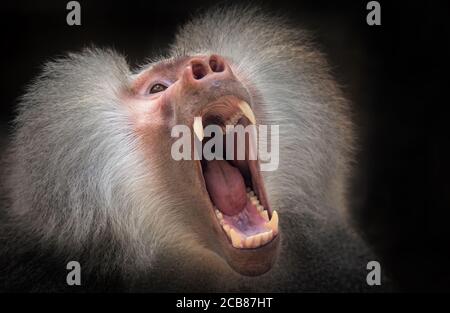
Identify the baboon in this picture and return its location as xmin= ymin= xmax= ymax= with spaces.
xmin=0 ymin=6 xmax=379 ymax=292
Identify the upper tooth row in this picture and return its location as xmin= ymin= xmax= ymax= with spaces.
xmin=193 ymin=101 xmax=256 ymax=141
xmin=222 ymin=112 xmax=243 ymax=134
xmin=225 ymin=112 xmax=242 ymax=127
xmin=221 ymin=223 xmax=275 ymax=249
xmin=235 ymin=229 xmax=274 ymax=249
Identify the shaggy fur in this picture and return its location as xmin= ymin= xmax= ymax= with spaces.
xmin=0 ymin=6 xmax=379 ymax=292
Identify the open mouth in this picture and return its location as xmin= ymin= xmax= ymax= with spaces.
xmin=193 ymin=96 xmax=279 ymax=251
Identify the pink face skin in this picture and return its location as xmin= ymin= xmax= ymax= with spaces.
xmin=121 ymin=55 xmax=280 ymax=276
xmin=126 ymin=56 xmax=191 ymax=129
xmin=127 ymin=55 xmax=252 ymax=129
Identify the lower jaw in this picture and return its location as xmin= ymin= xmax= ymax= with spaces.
xmin=214 ymin=187 xmax=279 ymax=249
xmin=202 ymin=169 xmax=281 ymax=276
xmin=215 ymin=220 xmax=281 ymax=276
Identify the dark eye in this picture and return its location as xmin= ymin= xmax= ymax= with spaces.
xmin=148 ymin=83 xmax=168 ymax=94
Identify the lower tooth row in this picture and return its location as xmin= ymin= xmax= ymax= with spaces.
xmin=217 ymin=211 xmax=279 ymax=249
xmin=215 ymin=190 xmax=270 ymax=222
xmin=226 ymin=228 xmax=274 ymax=249
xmin=214 ymin=189 xmax=279 ymax=249
xmin=260 ymin=210 xmax=269 ymax=221
xmin=243 ymin=230 xmax=274 ymax=248
xmin=246 ymin=190 xmax=268 ymax=221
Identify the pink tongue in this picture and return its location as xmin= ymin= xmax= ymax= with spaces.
xmin=204 ymin=160 xmax=247 ymax=216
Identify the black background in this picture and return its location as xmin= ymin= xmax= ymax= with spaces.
xmin=0 ymin=0 xmax=449 ymax=292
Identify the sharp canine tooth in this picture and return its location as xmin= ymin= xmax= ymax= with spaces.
xmin=238 ymin=101 xmax=256 ymax=124
xmin=266 ymin=210 xmax=279 ymax=235
xmin=229 ymin=228 xmax=242 ymax=248
xmin=193 ymin=116 xmax=204 ymax=141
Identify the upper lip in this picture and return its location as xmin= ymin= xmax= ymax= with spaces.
xmin=192 ymin=97 xmax=256 ymax=141
xmin=186 ymin=79 xmax=253 ymax=118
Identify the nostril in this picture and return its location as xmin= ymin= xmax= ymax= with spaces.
xmin=209 ymin=55 xmax=225 ymax=73
xmin=191 ymin=62 xmax=208 ymax=80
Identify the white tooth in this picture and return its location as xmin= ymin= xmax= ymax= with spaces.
xmin=193 ymin=116 xmax=204 ymax=141
xmin=245 ymin=236 xmax=253 ymax=248
xmin=266 ymin=210 xmax=279 ymax=235
xmin=260 ymin=210 xmax=269 ymax=221
xmin=261 ymin=230 xmax=273 ymax=245
xmin=252 ymin=234 xmax=262 ymax=248
xmin=257 ymin=204 xmax=264 ymax=212
xmin=260 ymin=232 xmax=268 ymax=244
xmin=223 ymin=224 xmax=231 ymax=236
xmin=261 ymin=233 xmax=268 ymax=246
xmin=238 ymin=101 xmax=256 ymax=124
xmin=229 ymin=228 xmax=242 ymax=248
xmin=251 ymin=197 xmax=259 ymax=206
xmin=216 ymin=211 xmax=223 ymax=220
xmin=248 ymin=191 xmax=255 ymax=197
xmin=267 ymin=230 xmax=274 ymax=241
